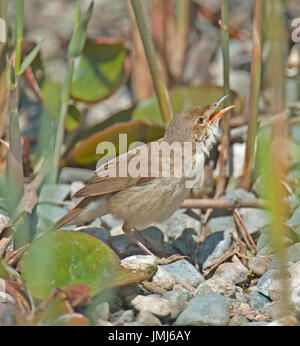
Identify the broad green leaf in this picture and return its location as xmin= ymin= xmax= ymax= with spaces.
xmin=20 ymin=231 xmax=146 ymax=299
xmin=71 ymin=39 xmax=127 ymax=103
xmin=41 ymin=81 xmax=80 ymax=131
xmin=68 ymin=2 xmax=94 ymax=58
xmin=132 ymin=85 xmax=242 ymax=125
xmin=19 ymin=41 xmax=43 ymax=75
xmin=63 ymin=120 xmax=165 ymax=166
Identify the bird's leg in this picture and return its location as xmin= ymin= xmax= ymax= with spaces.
xmin=122 ymin=223 xmax=155 ymax=256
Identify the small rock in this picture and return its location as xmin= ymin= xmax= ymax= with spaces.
xmin=248 ymin=291 xmax=271 ymax=310
xmin=197 ymin=231 xmax=232 ymax=269
xmin=121 ymin=255 xmax=159 ymax=272
xmin=110 ymin=234 xmax=145 ymax=258
xmin=154 ymin=211 xmax=201 ymax=241
xmin=163 ymin=289 xmax=190 ymax=319
xmin=100 ymin=214 xmax=122 ymax=229
xmin=0 ymin=302 xmax=16 ymax=326
xmin=238 ymin=209 xmax=272 ymax=234
xmin=89 ymin=302 xmax=110 ymax=323
xmin=172 ymin=229 xmax=198 ymax=258
xmin=59 ymin=167 xmax=93 ymax=184
xmin=96 ymin=319 xmax=115 ymax=326
xmin=152 ymin=266 xmax=176 ymax=291
xmin=268 ymin=279 xmax=284 ymax=301
xmin=256 ymin=270 xmax=280 ymax=298
xmin=288 ymin=261 xmax=300 ymax=278
xmin=248 ymin=256 xmax=270 ymax=276
xmin=131 ymin=295 xmax=171 ymax=317
xmin=175 ymin=292 xmax=230 ymax=326
xmin=229 ymin=314 xmax=249 ymax=326
xmin=263 ymin=301 xmax=282 ymax=320
xmin=290 ymin=284 xmax=300 ymax=313
xmin=110 ymin=309 xmax=135 ymax=325
xmin=172 ymin=284 xmax=194 ymax=300
xmin=206 ymin=216 xmax=236 ymax=234
xmin=162 ymin=259 xmax=205 ymax=288
xmin=136 ymin=311 xmax=162 ymax=326
xmin=213 ymin=262 xmax=249 ymax=285
xmin=195 ymin=277 xmax=237 ymax=299
xmin=79 ymin=227 xmax=111 ymax=245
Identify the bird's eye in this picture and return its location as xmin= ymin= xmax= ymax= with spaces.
xmin=198 ymin=117 xmax=205 ymax=125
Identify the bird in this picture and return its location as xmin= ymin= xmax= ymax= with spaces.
xmin=54 ymin=96 xmax=235 ymax=256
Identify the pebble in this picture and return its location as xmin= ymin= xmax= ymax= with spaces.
xmin=268 ymin=315 xmax=299 ymax=326
xmin=162 ymin=259 xmax=205 ymax=288
xmin=136 ymin=311 xmax=162 ymax=326
xmin=163 ymin=289 xmax=190 ymax=319
xmin=197 ymin=231 xmax=232 ymax=269
xmin=288 ymin=261 xmax=300 ymax=278
xmin=175 ymin=292 xmax=230 ymax=326
xmin=110 ymin=309 xmax=135 ymax=325
xmin=290 ymin=284 xmax=300 ymax=313
xmin=131 ymin=295 xmax=171 ymax=317
xmin=229 ymin=314 xmax=249 ymax=326
xmin=120 ymin=255 xmax=159 ymax=272
xmin=152 ymin=266 xmax=176 ymax=291
xmin=195 ymin=277 xmax=238 ymax=299
xmin=248 ymin=255 xmax=270 ymax=276
xmin=154 ymin=211 xmax=201 ymax=241
xmin=256 ymin=270 xmax=280 ymax=298
xmin=241 ymin=321 xmax=270 ymax=326
xmin=206 ymin=216 xmax=236 ymax=234
xmin=248 ymin=291 xmax=271 ymax=310
xmin=90 ymin=302 xmax=110 ymax=323
xmin=269 ymin=243 xmax=300 ymax=269
xmin=58 ymin=167 xmax=93 ymax=184
xmin=213 ymin=262 xmax=249 ymax=285
xmin=172 ymin=229 xmax=198 ymax=258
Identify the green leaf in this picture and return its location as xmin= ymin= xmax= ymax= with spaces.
xmin=132 ymin=85 xmax=242 ymax=125
xmin=20 ymin=231 xmax=146 ymax=299
xmin=71 ymin=38 xmax=127 ymax=103
xmin=41 ymin=81 xmax=80 ymax=131
xmin=68 ymin=2 xmax=94 ymax=58
xmin=64 ymin=120 xmax=165 ymax=166
xmin=19 ymin=41 xmax=43 ymax=75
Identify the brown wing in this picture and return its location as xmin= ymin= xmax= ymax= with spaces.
xmin=74 ymin=143 xmax=157 ymax=198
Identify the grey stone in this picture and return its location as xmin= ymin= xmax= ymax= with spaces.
xmin=229 ymin=314 xmax=249 ymax=326
xmin=121 ymin=255 xmax=159 ymax=272
xmin=290 ymin=284 xmax=300 ymax=313
xmin=162 ymin=259 xmax=205 ymax=288
xmin=110 ymin=309 xmax=135 ymax=325
xmin=152 ymin=266 xmax=176 ymax=291
xmin=58 ymin=167 xmax=93 ymax=184
xmin=262 ymin=302 xmax=282 ymax=320
xmin=197 ymin=231 xmax=232 ymax=269
xmin=286 ymin=205 xmax=300 ymax=229
xmin=0 ymin=302 xmax=16 ymax=326
xmin=248 ymin=256 xmax=271 ymax=276
xmin=131 ymin=295 xmax=171 ymax=317
xmin=91 ymin=302 xmax=110 ymax=322
xmin=206 ymin=216 xmax=236 ymax=234
xmin=223 ymin=189 xmax=255 ymax=200
xmin=153 ymin=211 xmax=201 ymax=241
xmin=238 ymin=208 xmax=272 ymax=234
xmin=248 ymin=291 xmax=271 ymax=310
xmin=196 ymin=277 xmax=238 ymax=299
xmin=79 ymin=227 xmax=111 ymax=245
xmin=288 ymin=261 xmax=300 ymax=278
xmin=256 ymin=270 xmax=280 ymax=298
xmin=163 ymin=289 xmax=190 ymax=319
xmin=136 ymin=311 xmax=162 ymax=326
xmin=213 ymin=262 xmax=249 ymax=285
xmin=175 ymin=292 xmax=230 ymax=326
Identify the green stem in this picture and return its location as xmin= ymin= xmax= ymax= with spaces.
xmin=130 ymin=0 xmax=173 ymax=124
xmin=215 ymin=0 xmax=231 ymax=197
xmin=50 ymin=57 xmax=74 ymax=183
xmin=15 ymin=0 xmax=24 ymax=75
xmin=241 ymin=0 xmax=262 ymax=190
xmin=74 ymin=0 xmax=81 ymax=30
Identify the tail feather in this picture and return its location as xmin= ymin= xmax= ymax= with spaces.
xmin=54 ymin=196 xmax=109 ymax=229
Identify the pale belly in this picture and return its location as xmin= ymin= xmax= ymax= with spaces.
xmin=107 ymin=177 xmax=190 ymax=229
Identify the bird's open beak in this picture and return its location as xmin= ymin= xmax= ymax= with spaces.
xmin=209 ymin=95 xmax=236 ymax=122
